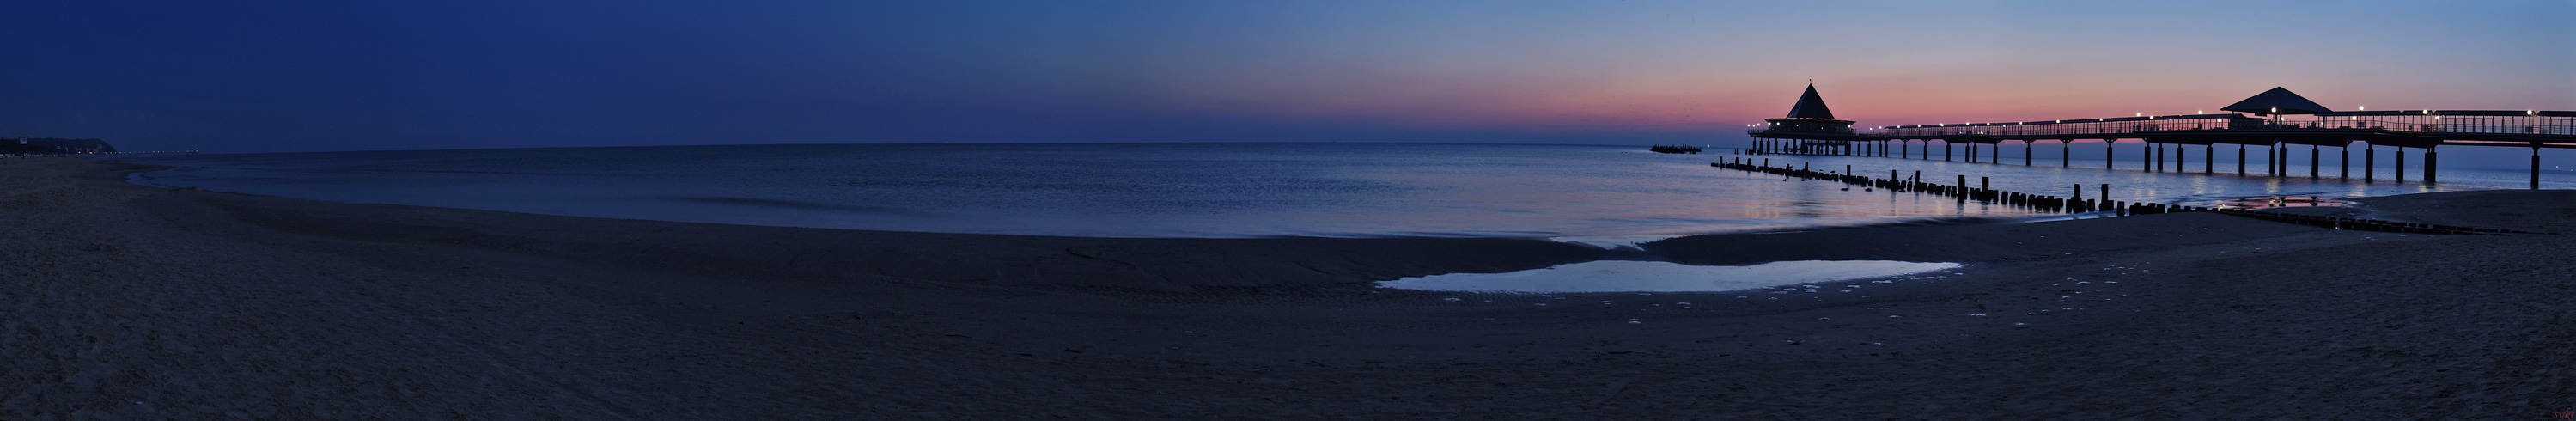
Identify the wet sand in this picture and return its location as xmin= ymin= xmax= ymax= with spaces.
xmin=4 ymin=157 xmax=2571 ymax=419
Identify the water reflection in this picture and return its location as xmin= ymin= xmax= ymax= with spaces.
xmin=112 ymin=143 xmax=2561 ymax=239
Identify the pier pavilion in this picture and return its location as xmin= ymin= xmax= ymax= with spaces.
xmin=1748 ymin=84 xmax=1870 ymax=156
xmin=1745 ymin=86 xmax=2576 ymax=188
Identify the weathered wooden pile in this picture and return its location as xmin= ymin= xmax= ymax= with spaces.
xmin=1708 ymin=157 xmax=2531 ymax=235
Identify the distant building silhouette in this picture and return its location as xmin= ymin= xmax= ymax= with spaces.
xmin=1759 ymin=84 xmax=1855 ymax=136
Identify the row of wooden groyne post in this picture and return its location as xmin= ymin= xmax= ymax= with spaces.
xmin=1709 ymin=157 xmax=2529 ymax=235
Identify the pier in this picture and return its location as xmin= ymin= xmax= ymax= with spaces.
xmin=1745 ymin=86 xmax=2576 ymax=189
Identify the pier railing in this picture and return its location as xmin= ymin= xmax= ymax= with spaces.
xmin=1851 ymin=111 xmax=2576 ymax=139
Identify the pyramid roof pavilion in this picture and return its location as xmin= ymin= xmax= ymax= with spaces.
xmin=2221 ymin=87 xmax=2333 ymax=115
xmin=1783 ymin=84 xmax=1836 ymax=119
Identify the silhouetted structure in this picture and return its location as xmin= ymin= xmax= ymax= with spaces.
xmin=1742 ymin=86 xmax=2576 ymax=188
xmin=1747 ymin=84 xmax=1868 ymax=156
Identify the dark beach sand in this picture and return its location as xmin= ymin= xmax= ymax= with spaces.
xmin=4 ymin=157 xmax=2571 ymax=419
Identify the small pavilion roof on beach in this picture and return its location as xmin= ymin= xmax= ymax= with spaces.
xmin=1783 ymin=84 xmax=1837 ymax=119
xmin=2221 ymin=87 xmax=2333 ymax=115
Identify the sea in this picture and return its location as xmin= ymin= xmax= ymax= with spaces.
xmin=106 ymin=143 xmax=2569 ymax=241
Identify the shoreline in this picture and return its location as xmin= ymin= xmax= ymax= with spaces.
xmin=7 ymin=156 xmax=2572 ymax=418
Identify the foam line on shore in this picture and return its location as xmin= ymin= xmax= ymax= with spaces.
xmin=1375 ymin=260 xmax=1962 ymax=293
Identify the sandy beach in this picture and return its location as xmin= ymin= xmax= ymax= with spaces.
xmin=4 ymin=156 xmax=2571 ymax=419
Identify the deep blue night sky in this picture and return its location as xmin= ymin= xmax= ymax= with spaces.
xmin=3 ymin=1 xmax=2568 ymax=154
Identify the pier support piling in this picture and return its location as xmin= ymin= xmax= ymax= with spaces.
xmin=2204 ymin=144 xmax=2214 ymax=174
xmin=2310 ymin=146 xmax=2319 ymax=179
xmin=2426 ymin=147 xmax=2437 ymax=184
xmin=2534 ymin=146 xmax=2543 ymax=189
xmin=2268 ymin=144 xmax=2280 ymax=177
xmin=2341 ymin=144 xmax=2349 ymax=180
xmin=2364 ymin=147 xmax=2375 ymax=182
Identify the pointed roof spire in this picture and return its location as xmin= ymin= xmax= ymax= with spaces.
xmin=2220 ymin=87 xmax=2331 ymax=115
xmin=1785 ymin=84 xmax=1836 ymax=119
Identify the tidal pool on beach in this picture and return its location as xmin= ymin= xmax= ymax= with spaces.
xmin=1374 ymin=260 xmax=1964 ymax=293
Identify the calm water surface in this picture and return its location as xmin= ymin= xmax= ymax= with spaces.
xmin=109 ymin=143 xmax=2553 ymax=238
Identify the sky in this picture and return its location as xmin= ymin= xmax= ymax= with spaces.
xmin=2 ymin=0 xmax=2569 ymax=154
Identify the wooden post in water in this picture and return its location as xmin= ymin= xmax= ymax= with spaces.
xmin=2425 ymin=146 xmax=2437 ymax=184
xmin=2238 ymin=144 xmax=2247 ymax=174
xmin=2105 ymin=139 xmax=2116 ymax=169
xmin=2363 ymin=146 xmax=2375 ymax=181
xmin=2263 ymin=143 xmax=2275 ymax=176
xmin=2205 ymin=144 xmax=2214 ymax=174
xmin=2061 ymin=140 xmax=2070 ymax=168
xmin=2342 ymin=144 xmax=2350 ymax=180
xmin=2533 ymin=145 xmax=2543 ymax=189
xmin=2099 ymin=184 xmax=2109 ymax=205
xmin=1944 ymin=141 xmax=1952 ymax=162
xmin=2152 ymin=143 xmax=2163 ymax=172
xmin=2025 ymin=141 xmax=2032 ymax=166
xmin=2142 ymin=143 xmax=2152 ymax=171
xmin=1956 ymin=174 xmax=1967 ymax=203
